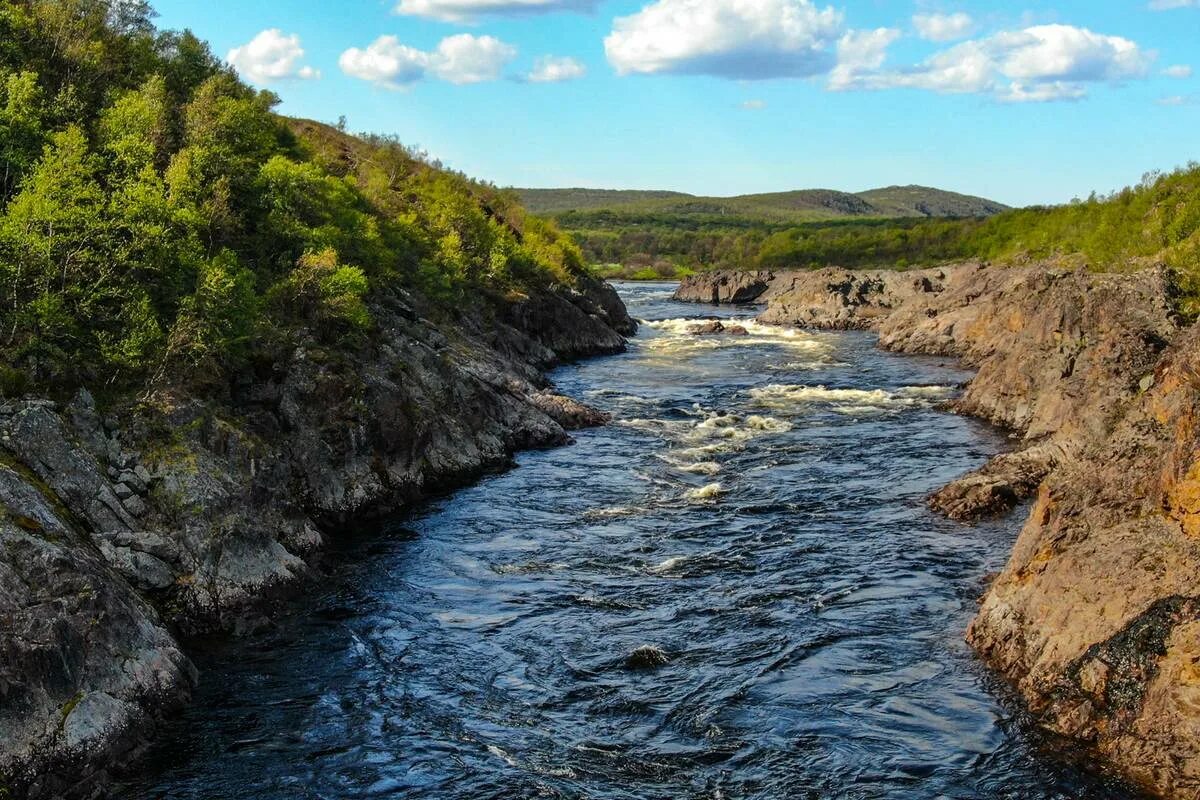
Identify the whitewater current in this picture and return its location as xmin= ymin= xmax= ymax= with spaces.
xmin=122 ymin=282 xmax=1145 ymax=799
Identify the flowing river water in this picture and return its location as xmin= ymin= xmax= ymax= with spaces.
xmin=123 ymin=282 xmax=1145 ymax=799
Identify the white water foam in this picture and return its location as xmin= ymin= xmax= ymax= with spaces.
xmin=748 ymin=384 xmax=955 ymax=415
xmin=686 ymin=483 xmax=725 ymax=502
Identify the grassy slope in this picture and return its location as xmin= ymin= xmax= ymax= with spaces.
xmin=516 ymin=185 xmax=1009 ymax=221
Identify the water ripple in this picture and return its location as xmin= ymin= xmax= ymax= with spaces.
xmin=121 ymin=282 xmax=1147 ymax=800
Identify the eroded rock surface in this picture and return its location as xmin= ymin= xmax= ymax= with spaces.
xmin=678 ymin=264 xmax=1200 ymax=797
xmin=678 ymin=264 xmax=1180 ymax=518
xmin=967 ymin=321 xmax=1200 ymax=799
xmin=0 ymin=276 xmax=633 ymax=799
xmin=673 ymin=270 xmax=775 ymax=305
xmin=879 ymin=264 xmax=1178 ymax=518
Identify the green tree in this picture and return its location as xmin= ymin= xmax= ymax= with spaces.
xmin=0 ymin=70 xmax=47 ymax=200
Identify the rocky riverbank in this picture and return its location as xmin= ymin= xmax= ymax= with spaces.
xmin=676 ymin=264 xmax=1179 ymax=518
xmin=0 ymin=277 xmax=634 ymax=799
xmin=676 ymin=264 xmax=1200 ymax=798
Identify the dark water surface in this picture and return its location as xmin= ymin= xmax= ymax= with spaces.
xmin=124 ymin=282 xmax=1143 ymax=799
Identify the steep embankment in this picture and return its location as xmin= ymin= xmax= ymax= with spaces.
xmin=676 ymin=265 xmax=1200 ymax=798
xmin=0 ymin=278 xmax=633 ymax=799
xmin=968 ymin=321 xmax=1200 ymax=798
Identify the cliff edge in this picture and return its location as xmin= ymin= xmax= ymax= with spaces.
xmin=677 ymin=265 xmax=1200 ymax=798
xmin=0 ymin=277 xmax=633 ymax=799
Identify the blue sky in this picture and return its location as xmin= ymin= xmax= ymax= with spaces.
xmin=148 ymin=0 xmax=1199 ymax=207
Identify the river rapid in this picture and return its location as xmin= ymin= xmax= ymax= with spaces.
xmin=123 ymin=282 xmax=1144 ymax=800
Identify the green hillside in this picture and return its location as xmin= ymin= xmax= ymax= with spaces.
xmin=581 ymin=163 xmax=1200 ymax=316
xmin=515 ymin=184 xmax=1008 ymax=221
xmin=0 ymin=0 xmax=590 ymax=396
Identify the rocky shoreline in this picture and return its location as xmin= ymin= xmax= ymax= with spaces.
xmin=0 ymin=277 xmax=634 ymax=799
xmin=675 ymin=264 xmax=1198 ymax=798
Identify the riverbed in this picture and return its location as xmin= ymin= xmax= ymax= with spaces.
xmin=122 ymin=282 xmax=1143 ymax=799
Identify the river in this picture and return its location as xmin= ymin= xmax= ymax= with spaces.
xmin=122 ymin=282 xmax=1143 ymax=799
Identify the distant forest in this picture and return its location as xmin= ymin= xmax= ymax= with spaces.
xmin=541 ymin=168 xmax=1200 ymax=307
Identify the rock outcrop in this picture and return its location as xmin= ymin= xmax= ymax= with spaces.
xmin=0 ymin=276 xmax=634 ymax=799
xmin=967 ymin=321 xmax=1200 ymax=799
xmin=678 ymin=264 xmax=1180 ymax=518
xmin=757 ymin=266 xmax=951 ymax=329
xmin=673 ymin=270 xmax=775 ymax=305
xmin=878 ymin=264 xmax=1178 ymax=519
xmin=678 ymin=264 xmax=1200 ymax=797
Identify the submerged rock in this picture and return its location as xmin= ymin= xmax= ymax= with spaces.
xmin=626 ymin=645 xmax=671 ymax=670
xmin=687 ymin=321 xmax=749 ymax=336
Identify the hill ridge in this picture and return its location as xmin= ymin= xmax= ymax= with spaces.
xmin=514 ymin=184 xmax=1009 ymax=220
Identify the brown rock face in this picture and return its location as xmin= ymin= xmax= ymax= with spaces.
xmin=674 ymin=271 xmax=775 ymax=304
xmin=678 ymin=263 xmax=1200 ymax=796
xmin=758 ymin=267 xmax=950 ymax=329
xmin=878 ymin=264 xmax=1178 ymax=519
xmin=678 ymin=264 xmax=1180 ymax=519
xmin=967 ymin=321 xmax=1200 ymax=799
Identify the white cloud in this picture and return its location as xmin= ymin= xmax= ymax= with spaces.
xmin=1149 ymin=0 xmax=1199 ymax=9
xmin=604 ymin=0 xmax=844 ymax=80
xmin=998 ymin=81 xmax=1086 ymax=103
xmin=913 ymin=12 xmax=975 ymax=42
xmin=994 ymin=26 xmax=1148 ymax=83
xmin=340 ymin=34 xmax=517 ymax=88
xmin=433 ymin=34 xmax=518 ymax=83
xmin=394 ymin=0 xmax=597 ymax=22
xmin=1164 ymin=64 xmax=1193 ymax=78
xmin=829 ymin=27 xmax=901 ymax=90
xmin=339 ymin=36 xmax=431 ymax=88
xmin=525 ymin=55 xmax=587 ymax=82
xmin=832 ymin=24 xmax=1152 ymax=102
xmin=741 ymin=99 xmax=767 ymax=109
xmin=227 ymin=29 xmax=320 ymax=83
xmin=1158 ymin=93 xmax=1198 ymax=105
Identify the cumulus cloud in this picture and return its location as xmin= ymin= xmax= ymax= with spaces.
xmin=339 ymin=34 xmax=517 ymax=88
xmin=227 ymin=29 xmax=320 ymax=83
xmin=394 ymin=0 xmax=597 ymax=22
xmin=339 ymin=37 xmax=430 ymax=88
xmin=1164 ymin=64 xmax=1193 ymax=78
xmin=604 ymin=0 xmax=844 ymax=80
xmin=1149 ymin=0 xmax=1199 ymax=9
xmin=525 ymin=55 xmax=587 ymax=82
xmin=829 ymin=27 xmax=901 ymax=90
xmin=434 ymin=34 xmax=519 ymax=83
xmin=832 ymin=24 xmax=1153 ymax=102
xmin=912 ymin=12 xmax=975 ymax=42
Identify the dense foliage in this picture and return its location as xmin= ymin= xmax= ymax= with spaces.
xmin=0 ymin=0 xmax=586 ymax=395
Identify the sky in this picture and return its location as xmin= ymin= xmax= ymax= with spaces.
xmin=148 ymin=0 xmax=1200 ymax=207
